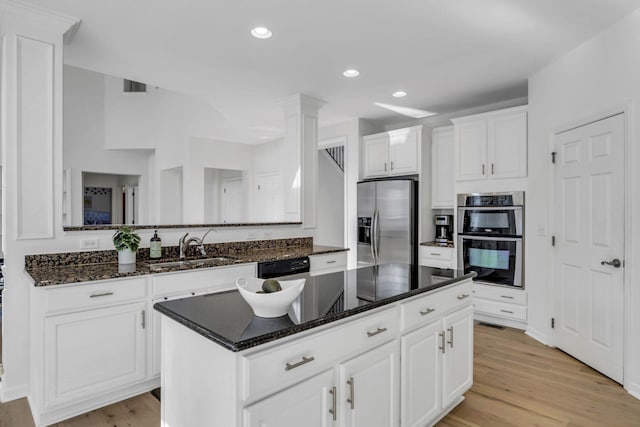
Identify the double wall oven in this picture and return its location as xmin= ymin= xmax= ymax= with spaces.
xmin=457 ymin=192 xmax=524 ymax=288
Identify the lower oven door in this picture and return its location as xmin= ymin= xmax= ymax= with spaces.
xmin=457 ymin=235 xmax=523 ymax=287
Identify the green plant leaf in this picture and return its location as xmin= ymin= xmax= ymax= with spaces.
xmin=112 ymin=226 xmax=141 ymax=252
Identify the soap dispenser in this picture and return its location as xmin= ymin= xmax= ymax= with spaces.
xmin=150 ymin=230 xmax=162 ymax=259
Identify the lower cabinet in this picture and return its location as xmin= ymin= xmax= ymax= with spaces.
xmin=43 ymin=302 xmax=147 ymax=409
xmin=401 ymin=305 xmax=474 ymax=427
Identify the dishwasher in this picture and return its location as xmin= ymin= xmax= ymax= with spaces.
xmin=256 ymin=256 xmax=310 ymax=279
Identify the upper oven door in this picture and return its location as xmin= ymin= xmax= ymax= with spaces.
xmin=457 ymin=235 xmax=523 ymax=287
xmin=458 ymin=206 xmax=523 ymax=236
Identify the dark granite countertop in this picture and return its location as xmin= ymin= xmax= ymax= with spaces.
xmin=27 ymin=245 xmax=348 ymax=287
xmin=420 ymin=241 xmax=455 ymax=248
xmin=154 ymin=264 xmax=475 ymax=352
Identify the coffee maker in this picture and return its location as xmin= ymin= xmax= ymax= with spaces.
xmin=434 ymin=215 xmax=453 ymax=245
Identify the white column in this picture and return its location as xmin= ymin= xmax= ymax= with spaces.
xmin=0 ymin=0 xmax=79 ymax=401
xmin=279 ymin=94 xmax=325 ymax=227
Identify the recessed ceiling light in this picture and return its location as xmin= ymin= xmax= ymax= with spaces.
xmin=343 ymin=69 xmax=360 ymax=78
xmin=251 ymin=27 xmax=272 ymax=39
xmin=392 ymin=91 xmax=407 ymax=98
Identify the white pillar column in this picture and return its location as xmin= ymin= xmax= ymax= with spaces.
xmin=279 ymin=94 xmax=325 ymax=227
xmin=0 ymin=0 xmax=79 ymax=401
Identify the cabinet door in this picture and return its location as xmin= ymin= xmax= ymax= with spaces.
xmin=442 ymin=305 xmax=474 ymax=408
xmin=389 ymin=128 xmax=419 ymax=175
xmin=431 ymin=127 xmax=454 ymax=208
xmin=362 ymin=134 xmax=390 ymax=178
xmin=488 ymin=110 xmax=527 ymax=179
xmin=44 ymin=302 xmax=146 ymax=409
xmin=244 ymin=369 xmax=335 ymax=427
xmin=340 ymin=340 xmax=400 ymax=427
xmin=401 ymin=321 xmax=442 ymax=427
xmin=455 ymin=120 xmax=487 ymax=181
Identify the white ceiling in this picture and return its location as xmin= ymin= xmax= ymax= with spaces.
xmin=27 ymin=0 xmax=640 ymax=142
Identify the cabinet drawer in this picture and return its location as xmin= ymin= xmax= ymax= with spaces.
xmin=241 ymin=307 xmax=398 ymax=402
xmin=472 ymin=283 xmax=526 ymax=305
xmin=309 ymin=252 xmax=347 ymax=275
xmin=42 ymin=277 xmax=147 ymax=314
xmin=152 ymin=263 xmax=256 ymax=297
xmin=473 ymin=298 xmax=527 ymax=321
xmin=421 ymin=246 xmax=453 ymax=261
xmin=400 ymin=280 xmax=472 ymax=332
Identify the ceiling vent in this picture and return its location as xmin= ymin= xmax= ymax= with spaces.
xmin=123 ymin=79 xmax=146 ymax=93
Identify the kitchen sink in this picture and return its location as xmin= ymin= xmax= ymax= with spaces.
xmin=147 ymin=256 xmax=236 ymax=271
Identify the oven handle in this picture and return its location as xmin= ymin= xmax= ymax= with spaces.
xmin=458 ymin=234 xmax=522 ymax=242
xmin=457 ymin=206 xmax=523 ymax=211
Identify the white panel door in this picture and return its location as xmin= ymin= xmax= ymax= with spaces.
xmin=553 ymin=113 xmax=624 ymax=383
xmin=362 ymin=134 xmax=390 ymax=178
xmin=340 ymin=340 xmax=400 ymax=427
xmin=255 ymin=172 xmax=284 ymax=222
xmin=221 ymin=177 xmax=243 ymax=223
xmin=401 ymin=321 xmax=442 ymax=427
xmin=244 ymin=370 xmax=334 ymax=427
xmin=442 ymin=306 xmax=474 ymax=407
xmin=455 ymin=120 xmax=487 ymax=181
xmin=389 ymin=128 xmax=418 ymax=175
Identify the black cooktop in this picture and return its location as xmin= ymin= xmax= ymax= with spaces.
xmin=154 ymin=264 xmax=474 ymax=352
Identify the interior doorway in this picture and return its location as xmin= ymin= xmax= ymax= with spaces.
xmin=317 ymin=138 xmax=346 ymax=247
xmin=551 ymin=113 xmax=625 ymax=383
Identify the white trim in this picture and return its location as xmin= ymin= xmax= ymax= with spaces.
xmin=318 ymin=135 xmax=347 ymax=149
xmin=626 ymin=383 xmax=640 ymax=401
xmin=0 ymin=0 xmax=81 ymax=43
xmin=525 ymin=326 xmax=551 ymax=347
xmin=547 ymin=102 xmax=633 ymax=391
xmin=0 ymin=381 xmax=29 ymax=403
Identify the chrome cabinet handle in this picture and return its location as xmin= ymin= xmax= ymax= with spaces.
xmin=447 ymin=326 xmax=454 ymax=348
xmin=384 ymin=162 xmax=388 ymax=172
xmin=90 ymin=291 xmax=114 ymax=298
xmin=285 ymin=356 xmax=315 ymax=371
xmin=601 ymin=258 xmax=621 ymax=268
xmin=457 ymin=294 xmax=470 ymax=300
xmin=500 ymin=309 xmax=514 ymax=314
xmin=326 ymin=260 xmax=337 ymax=264
xmin=329 ymin=387 xmax=337 ymax=420
xmin=420 ymin=308 xmax=436 ymax=316
xmin=500 ymin=295 xmax=514 ymax=299
xmin=347 ymin=377 xmax=355 ymax=409
xmin=141 ymin=310 xmax=146 ymax=329
xmin=366 ymin=327 xmax=387 ymax=337
xmin=491 ymin=163 xmax=495 ymax=174
xmin=390 ymin=161 xmax=394 ymax=170
xmin=482 ymin=164 xmax=485 ymax=175
xmin=429 ymin=253 xmax=440 ymax=256
xmin=438 ymin=331 xmax=446 ymax=354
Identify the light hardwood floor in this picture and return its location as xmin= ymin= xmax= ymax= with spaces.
xmin=1 ymin=324 xmax=639 ymax=427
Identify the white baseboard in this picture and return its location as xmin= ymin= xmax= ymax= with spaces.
xmin=474 ymin=312 xmax=527 ymax=330
xmin=0 ymin=381 xmax=28 ymax=403
xmin=625 ymin=382 xmax=640 ymax=401
xmin=525 ymin=326 xmax=551 ymax=347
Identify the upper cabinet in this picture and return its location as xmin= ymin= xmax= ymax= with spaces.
xmin=452 ymin=106 xmax=527 ymax=181
xmin=361 ymin=126 xmax=422 ymax=179
xmin=431 ymin=126 xmax=454 ymax=208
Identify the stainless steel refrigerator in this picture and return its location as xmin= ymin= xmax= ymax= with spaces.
xmin=357 ymin=177 xmax=418 ymax=266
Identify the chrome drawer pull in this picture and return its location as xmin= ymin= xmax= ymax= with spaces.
xmin=366 ymin=327 xmax=387 ymax=337
xmin=420 ymin=308 xmax=436 ymax=316
xmin=329 ymin=387 xmax=337 ymax=420
xmin=285 ymin=356 xmax=315 ymax=371
xmin=90 ymin=292 xmax=114 ymax=298
xmin=429 ymin=253 xmax=441 ymax=256
xmin=347 ymin=377 xmax=355 ymax=409
xmin=457 ymin=294 xmax=470 ymax=300
xmin=438 ymin=331 xmax=446 ymax=354
xmin=326 ymin=260 xmax=337 ymax=264
xmin=500 ymin=309 xmax=514 ymax=314
xmin=500 ymin=295 xmax=514 ymax=299
xmin=447 ymin=326 xmax=454 ymax=348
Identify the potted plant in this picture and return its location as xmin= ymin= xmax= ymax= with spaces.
xmin=113 ymin=225 xmax=141 ymax=265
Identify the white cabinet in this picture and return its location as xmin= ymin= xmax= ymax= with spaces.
xmin=431 ymin=126 xmax=455 ymax=208
xmin=442 ymin=306 xmax=474 ymax=408
xmin=361 ymin=126 xmax=421 ymax=178
xmin=244 ymin=370 xmax=335 ymax=427
xmin=43 ymin=301 xmax=147 ymax=409
xmin=419 ymin=245 xmax=455 ymax=269
xmin=453 ymin=106 xmax=527 ymax=182
xmin=309 ymin=251 xmax=348 ymax=275
xmin=472 ymin=283 xmax=527 ymax=329
xmin=340 ymin=340 xmax=400 ymax=427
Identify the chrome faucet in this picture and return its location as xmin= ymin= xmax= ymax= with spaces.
xmin=178 ymin=229 xmax=215 ymax=259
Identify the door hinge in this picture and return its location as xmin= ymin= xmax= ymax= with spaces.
xmin=551 ymin=152 xmax=557 ymax=164
xmin=551 ymin=235 xmax=556 ymax=246
xmin=551 ymin=317 xmax=555 ymax=329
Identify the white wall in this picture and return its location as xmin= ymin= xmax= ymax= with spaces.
xmin=527 ymin=9 xmax=640 ymax=397
xmin=315 ymin=150 xmax=344 ymax=247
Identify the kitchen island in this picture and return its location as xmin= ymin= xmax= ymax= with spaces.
xmin=154 ymin=264 xmax=476 ymax=427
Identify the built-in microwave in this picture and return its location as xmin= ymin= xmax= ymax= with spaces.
xmin=457 ymin=192 xmax=524 ymax=288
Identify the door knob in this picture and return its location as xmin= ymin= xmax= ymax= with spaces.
xmin=601 ymin=258 xmax=622 ymax=268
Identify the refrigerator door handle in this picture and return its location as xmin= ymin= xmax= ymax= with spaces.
xmin=370 ymin=211 xmax=377 ymax=262
xmin=374 ymin=208 xmax=381 ymax=264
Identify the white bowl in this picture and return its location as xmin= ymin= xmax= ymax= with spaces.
xmin=236 ymin=277 xmax=306 ymax=318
